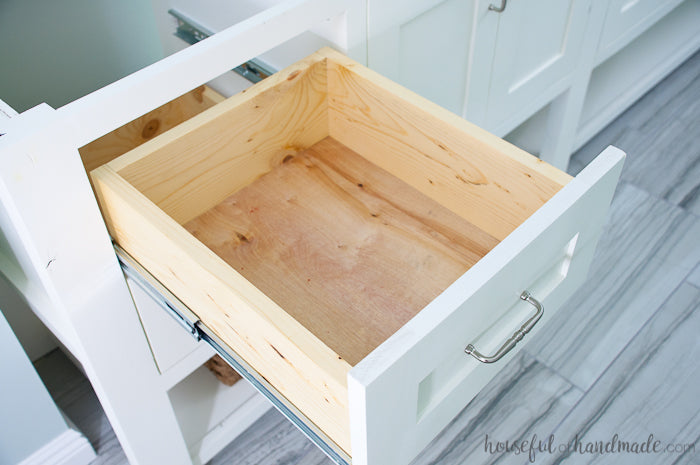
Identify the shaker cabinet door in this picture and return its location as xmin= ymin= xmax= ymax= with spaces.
xmin=367 ymin=0 xmax=591 ymax=136
xmin=367 ymin=0 xmax=488 ymax=116
xmin=485 ymin=0 xmax=590 ymax=134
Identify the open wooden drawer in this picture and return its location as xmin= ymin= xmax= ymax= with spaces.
xmin=90 ymin=48 xmax=624 ymax=465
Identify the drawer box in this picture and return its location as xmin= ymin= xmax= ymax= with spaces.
xmin=90 ymin=48 xmax=624 ymax=465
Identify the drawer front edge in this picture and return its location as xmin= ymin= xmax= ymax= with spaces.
xmin=348 ymin=146 xmax=625 ymax=465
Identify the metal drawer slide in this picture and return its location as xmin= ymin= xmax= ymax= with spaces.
xmin=115 ymin=245 xmax=351 ymax=465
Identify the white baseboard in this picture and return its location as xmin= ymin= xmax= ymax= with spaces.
xmin=18 ymin=429 xmax=96 ymax=465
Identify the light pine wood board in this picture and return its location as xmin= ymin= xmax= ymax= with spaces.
xmin=549 ymin=283 xmax=700 ymax=465
xmin=112 ymin=56 xmax=330 ymax=225
xmin=96 ymin=48 xmax=576 ymax=456
xmin=325 ymin=53 xmax=571 ymax=242
xmin=90 ymin=53 xmax=368 ymax=455
xmin=91 ymin=162 xmax=353 ymax=454
xmin=524 ymin=183 xmax=700 ymax=391
xmin=184 ymin=137 xmax=499 ymax=366
xmin=78 ymin=86 xmax=225 ymax=174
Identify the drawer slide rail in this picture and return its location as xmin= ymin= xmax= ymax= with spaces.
xmin=168 ymin=9 xmax=277 ymax=84
xmin=115 ymin=246 xmax=351 ymax=465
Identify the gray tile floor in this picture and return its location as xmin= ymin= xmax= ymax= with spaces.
xmin=35 ymin=50 xmax=700 ymax=465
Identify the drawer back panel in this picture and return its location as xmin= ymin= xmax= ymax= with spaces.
xmin=325 ymin=55 xmax=572 ymax=240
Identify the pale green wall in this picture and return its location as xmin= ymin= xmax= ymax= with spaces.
xmin=0 ymin=0 xmax=164 ymax=112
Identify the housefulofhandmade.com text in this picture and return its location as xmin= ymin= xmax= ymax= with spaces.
xmin=484 ymin=433 xmax=695 ymax=462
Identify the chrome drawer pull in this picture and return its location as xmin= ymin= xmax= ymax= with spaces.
xmin=488 ymin=0 xmax=507 ymax=13
xmin=465 ymin=291 xmax=543 ymax=364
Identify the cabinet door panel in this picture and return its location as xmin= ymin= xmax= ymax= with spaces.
xmin=368 ymin=0 xmax=480 ymax=115
xmin=486 ymin=0 xmax=590 ymax=134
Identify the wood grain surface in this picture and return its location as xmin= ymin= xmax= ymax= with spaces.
xmin=325 ymin=52 xmax=571 ymax=241
xmin=79 ymin=86 xmax=224 ymax=174
xmin=184 ymin=137 xmax=499 ymax=365
xmin=115 ymin=57 xmax=329 ymax=225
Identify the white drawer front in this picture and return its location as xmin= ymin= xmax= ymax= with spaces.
xmin=348 ymin=146 xmax=624 ymax=465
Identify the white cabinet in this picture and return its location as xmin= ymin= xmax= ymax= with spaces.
xmin=368 ymin=0 xmax=480 ymax=116
xmin=368 ymin=0 xmax=590 ymax=135
xmin=368 ymin=0 xmax=700 ymax=170
xmin=596 ymin=0 xmax=685 ymax=64
xmin=485 ymin=0 xmax=589 ymax=134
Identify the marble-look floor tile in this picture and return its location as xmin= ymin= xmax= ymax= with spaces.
xmin=616 ymin=77 xmax=700 ymax=215
xmin=525 ymin=183 xmax=700 ymax=391
xmin=410 ymin=352 xmax=582 ymax=465
xmin=688 ymin=263 xmax=700 ymax=289
xmin=545 ymin=283 xmax=700 ymax=465
xmin=208 ymin=408 xmax=330 ymax=465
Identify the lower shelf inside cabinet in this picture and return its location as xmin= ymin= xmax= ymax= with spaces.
xmin=576 ymin=0 xmax=700 ymax=147
xmin=168 ymin=365 xmax=270 ymax=464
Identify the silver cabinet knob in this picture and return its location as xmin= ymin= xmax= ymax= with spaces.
xmin=488 ymin=0 xmax=507 ymax=13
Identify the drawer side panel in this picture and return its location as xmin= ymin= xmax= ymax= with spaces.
xmin=91 ymin=164 xmax=353 ymax=454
